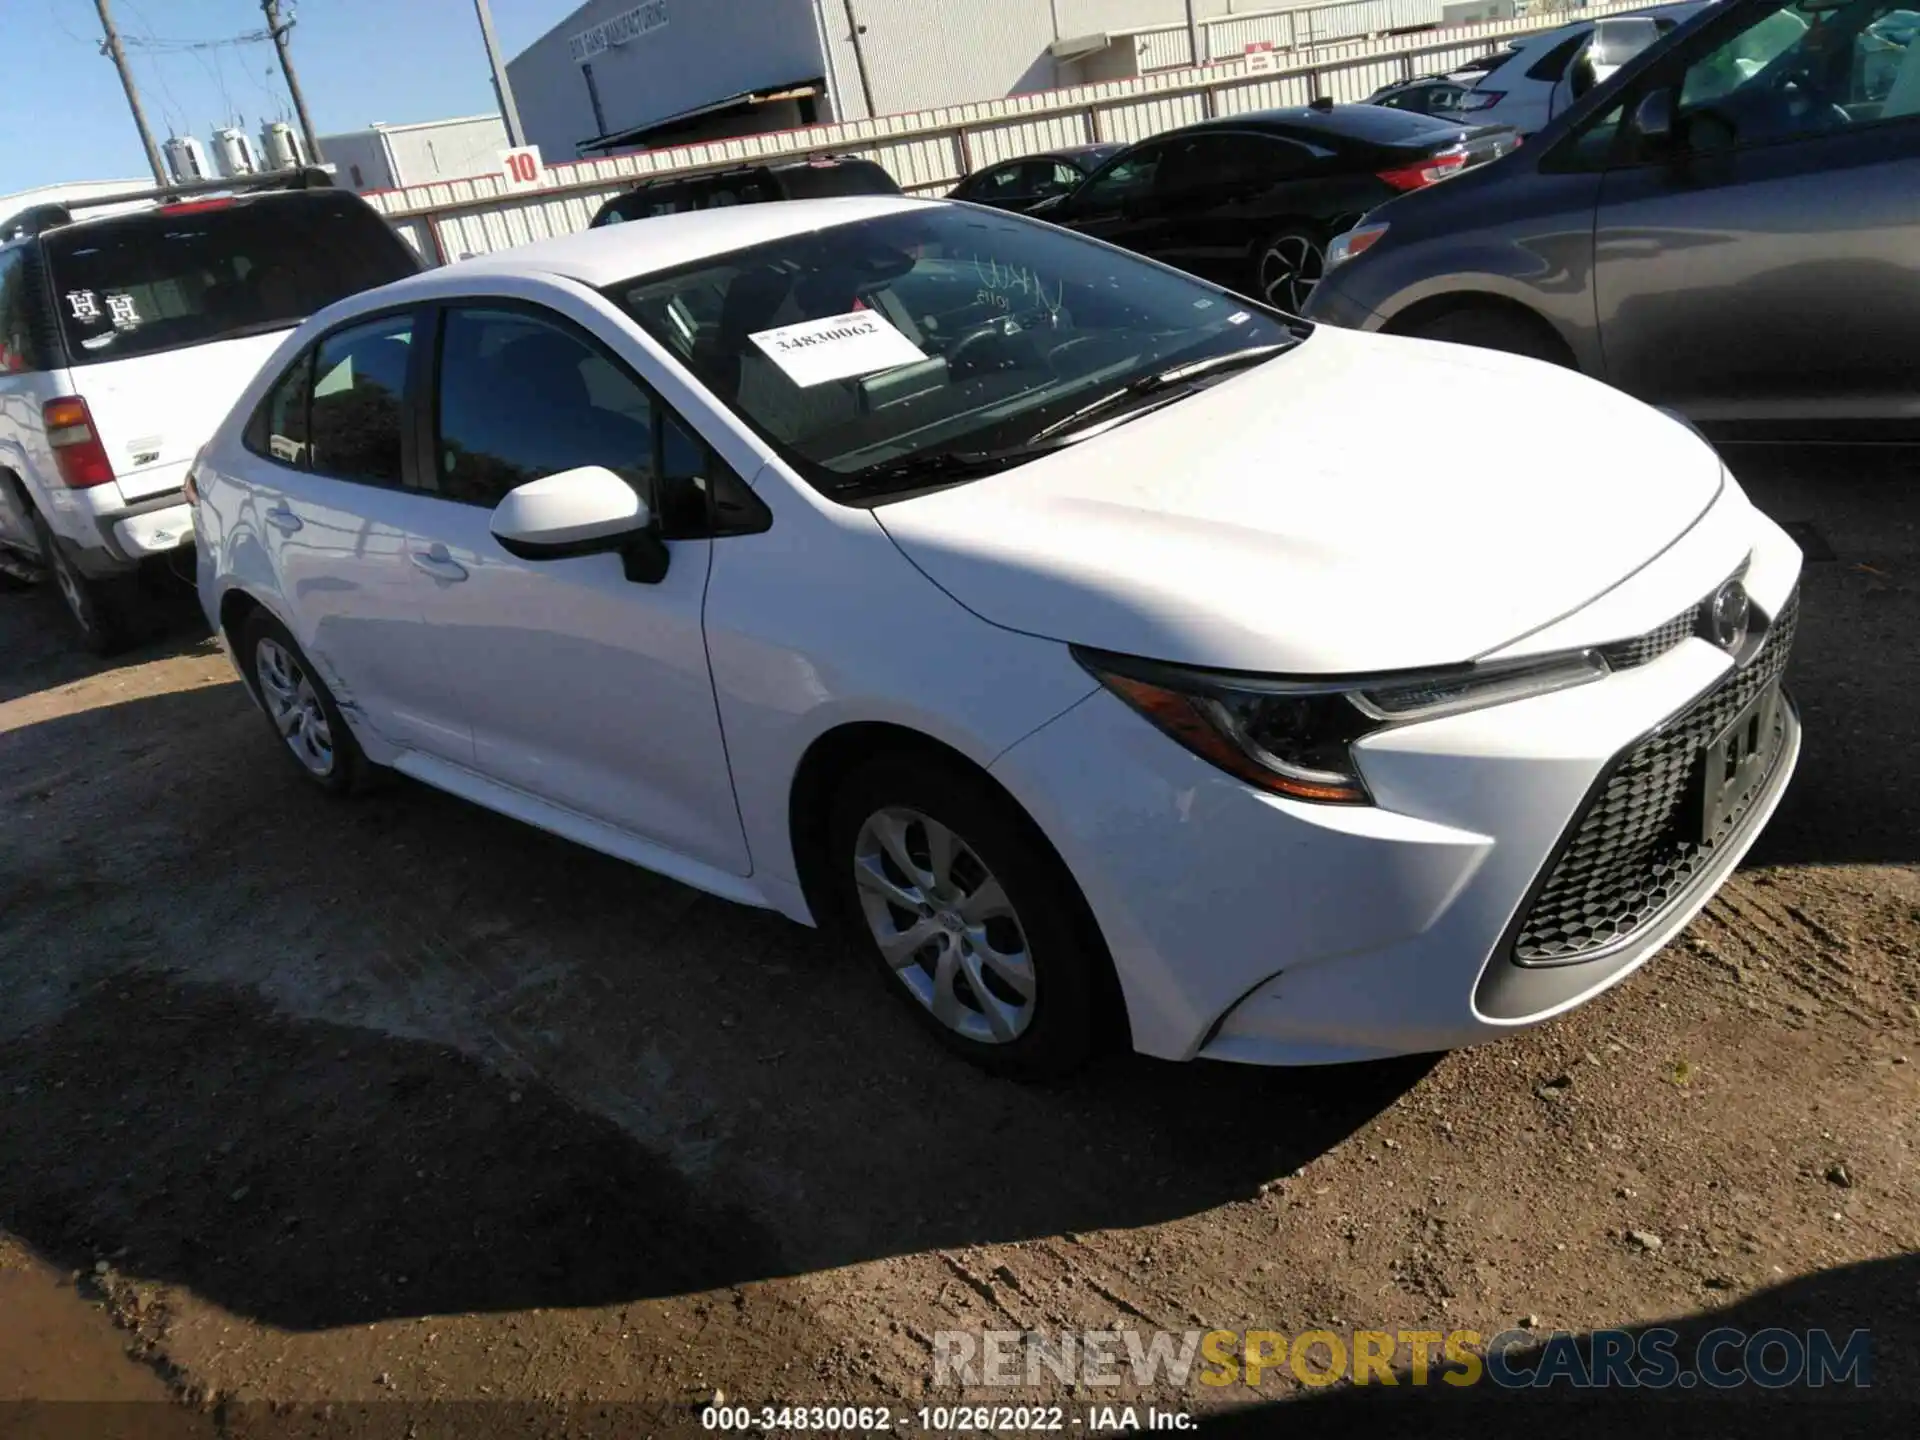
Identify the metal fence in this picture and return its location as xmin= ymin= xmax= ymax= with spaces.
xmin=366 ymin=0 xmax=1633 ymax=267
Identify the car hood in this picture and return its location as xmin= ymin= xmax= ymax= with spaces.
xmin=874 ymin=325 xmax=1723 ymax=674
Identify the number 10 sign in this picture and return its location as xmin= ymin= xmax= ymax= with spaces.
xmin=499 ymin=146 xmax=546 ymax=193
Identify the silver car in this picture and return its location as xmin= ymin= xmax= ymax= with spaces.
xmin=1307 ymin=0 xmax=1920 ymax=441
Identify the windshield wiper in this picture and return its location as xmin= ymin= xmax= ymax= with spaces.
xmin=1024 ymin=343 xmax=1292 ymax=444
xmin=836 ymin=342 xmax=1293 ymax=498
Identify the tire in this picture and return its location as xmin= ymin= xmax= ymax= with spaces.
xmin=237 ymin=609 xmax=370 ymax=795
xmin=1406 ymin=306 xmax=1567 ymax=365
xmin=826 ymin=752 xmax=1112 ymax=1080
xmin=28 ymin=510 xmax=134 ymax=655
xmin=1253 ymin=227 xmax=1328 ymax=314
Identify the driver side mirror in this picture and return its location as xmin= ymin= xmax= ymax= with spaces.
xmin=1633 ymin=87 xmax=1676 ymax=146
xmin=490 ymin=464 xmax=670 ymax=583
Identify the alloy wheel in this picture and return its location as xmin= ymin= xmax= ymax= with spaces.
xmin=852 ymin=806 xmax=1036 ymax=1045
xmin=255 ymin=637 xmax=336 ymax=778
xmin=1259 ymin=234 xmax=1325 ymax=313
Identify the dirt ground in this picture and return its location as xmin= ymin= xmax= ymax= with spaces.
xmin=0 ymin=445 xmax=1914 ymax=1438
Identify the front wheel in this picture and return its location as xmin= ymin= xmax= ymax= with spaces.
xmin=1254 ymin=227 xmax=1327 ymax=314
xmin=827 ymin=755 xmax=1112 ymax=1080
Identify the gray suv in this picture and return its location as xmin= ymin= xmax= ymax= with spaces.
xmin=1306 ymin=0 xmax=1920 ymax=441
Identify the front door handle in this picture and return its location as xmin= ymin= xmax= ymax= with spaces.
xmin=263 ymin=503 xmax=303 ymax=534
xmin=409 ymin=545 xmax=468 ymax=583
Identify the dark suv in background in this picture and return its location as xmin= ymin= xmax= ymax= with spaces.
xmin=588 ymin=156 xmax=900 ymax=226
xmin=1307 ymin=0 xmax=1920 ymax=441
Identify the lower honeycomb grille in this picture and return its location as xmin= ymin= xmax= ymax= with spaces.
xmin=1513 ymin=591 xmax=1799 ymax=965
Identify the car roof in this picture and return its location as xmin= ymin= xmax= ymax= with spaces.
xmin=415 ymin=194 xmax=931 ymax=290
xmin=1505 ymin=0 xmax=1707 ymax=50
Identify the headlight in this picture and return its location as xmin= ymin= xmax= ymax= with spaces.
xmin=1326 ymin=222 xmax=1389 ymax=271
xmin=1074 ymin=647 xmax=1610 ymax=805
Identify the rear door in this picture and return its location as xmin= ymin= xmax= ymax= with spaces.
xmin=1592 ymin=0 xmax=1920 ymax=432
xmin=39 ymin=192 xmax=417 ymax=503
xmin=1157 ymin=132 xmax=1323 ymax=288
xmin=1051 ymin=141 xmax=1177 ymax=258
xmin=232 ymin=308 xmax=471 ymax=761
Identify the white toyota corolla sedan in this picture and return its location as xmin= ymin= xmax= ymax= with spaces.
xmin=193 ymin=196 xmax=1802 ymax=1078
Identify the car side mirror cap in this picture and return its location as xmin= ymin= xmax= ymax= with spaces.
xmin=490 ymin=465 xmax=668 ymax=581
xmin=1634 ymin=88 xmax=1676 ymax=144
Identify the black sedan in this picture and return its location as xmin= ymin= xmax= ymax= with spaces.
xmin=947 ymin=144 xmax=1125 ymax=212
xmin=1030 ymin=105 xmax=1519 ymax=311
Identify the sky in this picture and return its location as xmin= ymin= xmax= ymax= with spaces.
xmin=1 ymin=0 xmax=571 ymax=194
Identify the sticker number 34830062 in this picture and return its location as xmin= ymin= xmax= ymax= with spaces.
xmin=748 ymin=309 xmax=926 ymax=389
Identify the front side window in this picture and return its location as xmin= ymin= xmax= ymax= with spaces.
xmin=1667 ymin=0 xmax=1918 ymax=151
xmin=43 ymin=194 xmax=416 ymax=365
xmin=309 ymin=313 xmax=414 ymax=486
xmin=609 ymin=206 xmax=1302 ymax=501
xmin=432 ymin=307 xmax=657 ymax=508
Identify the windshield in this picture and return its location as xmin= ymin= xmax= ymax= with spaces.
xmin=608 ymin=206 xmax=1303 ymax=499
xmin=45 ymin=193 xmax=418 ymax=365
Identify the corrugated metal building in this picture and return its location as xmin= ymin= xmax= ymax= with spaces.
xmin=318 ymin=115 xmax=512 ymax=192
xmin=506 ymin=0 xmax=1483 ymax=161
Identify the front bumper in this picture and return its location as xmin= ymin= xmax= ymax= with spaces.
xmin=989 ymin=500 xmax=1803 ymax=1066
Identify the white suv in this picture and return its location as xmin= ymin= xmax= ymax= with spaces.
xmin=0 ymin=175 xmax=419 ymax=652
xmin=1457 ymin=4 xmax=1708 ymax=133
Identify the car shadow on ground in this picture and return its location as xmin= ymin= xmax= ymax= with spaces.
xmin=0 ymin=963 xmax=1429 ymax=1331
xmin=1191 ymin=1251 xmax=1917 ymax=1436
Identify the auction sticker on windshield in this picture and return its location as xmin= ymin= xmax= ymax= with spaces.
xmin=750 ymin=309 xmax=925 ymax=388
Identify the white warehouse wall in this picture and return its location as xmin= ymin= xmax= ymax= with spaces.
xmin=509 ymin=0 xmax=829 ymax=158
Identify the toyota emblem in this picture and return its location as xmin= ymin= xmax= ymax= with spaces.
xmin=1705 ymin=580 xmax=1752 ymax=654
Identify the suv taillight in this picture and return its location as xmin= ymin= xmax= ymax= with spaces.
xmin=1378 ymin=149 xmax=1469 ymax=192
xmin=43 ymin=396 xmax=116 ymax=489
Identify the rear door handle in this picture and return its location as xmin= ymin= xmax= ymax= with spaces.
xmin=409 ymin=545 xmax=468 ymax=583
xmin=263 ymin=503 xmax=303 ymax=534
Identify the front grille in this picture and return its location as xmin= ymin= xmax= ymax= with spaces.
xmin=1513 ymin=590 xmax=1799 ymax=965
xmin=1601 ymin=602 xmax=1702 ymax=670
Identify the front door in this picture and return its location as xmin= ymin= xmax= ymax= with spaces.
xmin=1593 ymin=0 xmax=1920 ymax=433
xmin=401 ymin=301 xmax=750 ymax=875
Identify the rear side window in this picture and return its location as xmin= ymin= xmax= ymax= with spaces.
xmin=308 ymin=313 xmax=415 ymax=486
xmin=1526 ymin=33 xmax=1591 ymax=81
xmin=43 ymin=193 xmax=417 ymax=366
xmin=244 ymin=349 xmax=316 ymax=466
xmin=0 ymin=245 xmax=46 ymax=374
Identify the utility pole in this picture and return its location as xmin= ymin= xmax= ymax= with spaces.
xmin=93 ymin=0 xmax=167 ymax=186
xmin=841 ymin=0 xmax=877 ymax=118
xmin=260 ymin=0 xmax=324 ymax=165
xmin=473 ymin=0 xmax=526 ymax=147
xmin=1185 ymin=0 xmax=1206 ymax=69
